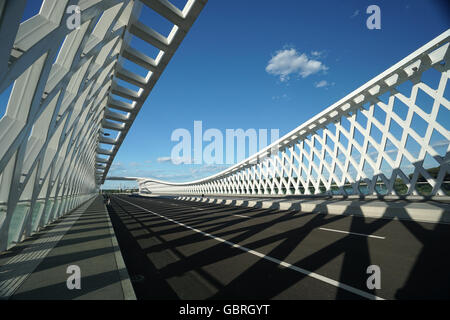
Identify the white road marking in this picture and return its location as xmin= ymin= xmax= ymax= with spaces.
xmin=168 ymin=200 xmax=249 ymax=216
xmin=233 ymin=214 xmax=250 ymax=218
xmin=156 ymin=200 xmax=207 ymax=211
xmin=191 ymin=207 xmax=206 ymax=211
xmin=158 ymin=199 xmax=247 ymax=216
xmin=319 ymin=227 xmax=386 ymax=240
xmin=116 ymin=196 xmax=384 ymax=300
xmin=173 ymin=201 xmax=247 ymax=216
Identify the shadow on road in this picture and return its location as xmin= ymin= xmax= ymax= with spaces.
xmin=106 ymin=195 xmax=450 ymax=300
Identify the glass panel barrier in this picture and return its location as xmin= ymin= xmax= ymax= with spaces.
xmin=7 ymin=203 xmax=30 ymax=248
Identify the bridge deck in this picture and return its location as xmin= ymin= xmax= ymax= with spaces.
xmin=108 ymin=195 xmax=450 ymax=300
xmin=0 ymin=196 xmax=135 ymax=300
xmin=2 ymin=194 xmax=450 ymax=300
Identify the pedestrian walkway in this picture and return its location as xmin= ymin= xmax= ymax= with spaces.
xmin=172 ymin=195 xmax=450 ymax=224
xmin=0 ymin=196 xmax=135 ymax=300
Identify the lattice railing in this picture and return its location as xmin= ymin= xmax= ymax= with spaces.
xmin=0 ymin=0 xmax=206 ymax=251
xmin=138 ymin=29 xmax=450 ymax=198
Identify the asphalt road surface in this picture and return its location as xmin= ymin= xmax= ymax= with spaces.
xmin=106 ymin=194 xmax=450 ymax=300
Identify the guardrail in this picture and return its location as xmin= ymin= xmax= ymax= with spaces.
xmin=136 ymin=29 xmax=450 ymax=198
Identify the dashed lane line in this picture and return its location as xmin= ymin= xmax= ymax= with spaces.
xmin=319 ymin=227 xmax=386 ymax=239
xmin=114 ymin=196 xmax=385 ymax=300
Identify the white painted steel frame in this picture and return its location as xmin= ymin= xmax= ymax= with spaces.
xmin=0 ymin=0 xmax=206 ymax=251
xmin=134 ymin=30 xmax=450 ymax=198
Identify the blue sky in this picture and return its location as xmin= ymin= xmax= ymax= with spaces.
xmin=0 ymin=0 xmax=449 ymax=189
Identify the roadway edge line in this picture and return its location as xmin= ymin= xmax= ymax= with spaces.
xmin=115 ymin=196 xmax=385 ymax=301
xmin=103 ymin=198 xmax=137 ymax=300
xmin=318 ymin=227 xmax=386 ymax=239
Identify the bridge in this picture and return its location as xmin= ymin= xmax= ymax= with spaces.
xmin=0 ymin=0 xmax=449 ymax=301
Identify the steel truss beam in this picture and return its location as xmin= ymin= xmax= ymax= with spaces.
xmin=133 ymin=30 xmax=450 ymax=199
xmin=0 ymin=0 xmax=206 ymax=251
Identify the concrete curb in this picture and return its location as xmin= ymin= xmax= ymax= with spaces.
xmin=103 ymin=201 xmax=137 ymax=300
xmin=174 ymin=196 xmax=450 ymax=224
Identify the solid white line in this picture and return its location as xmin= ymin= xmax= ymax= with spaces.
xmin=233 ymin=214 xmax=250 ymax=219
xmin=319 ymin=227 xmax=386 ymax=240
xmin=191 ymin=207 xmax=206 ymax=211
xmin=159 ymin=199 xmax=250 ymax=218
xmin=103 ymin=201 xmax=136 ymax=300
xmin=169 ymin=201 xmax=248 ymax=217
xmin=115 ymin=196 xmax=385 ymax=300
xmin=156 ymin=200 xmax=207 ymax=211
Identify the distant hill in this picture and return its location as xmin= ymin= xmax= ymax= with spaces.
xmin=408 ymin=166 xmax=450 ymax=182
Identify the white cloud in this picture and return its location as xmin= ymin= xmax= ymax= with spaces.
xmin=189 ymin=164 xmax=229 ymax=175
xmin=272 ymin=93 xmax=288 ymax=100
xmin=266 ymin=48 xmax=328 ymax=82
xmin=311 ymin=50 xmax=323 ymax=57
xmin=109 ymin=161 xmax=128 ymax=176
xmin=157 ymin=156 xmax=185 ymax=164
xmin=315 ymin=80 xmax=329 ymax=88
xmin=112 ymin=161 xmax=122 ymax=166
xmin=157 ymin=156 xmax=172 ymax=163
xmin=133 ymin=164 xmax=231 ymax=182
xmin=110 ymin=161 xmax=125 ymax=170
xmin=350 ymin=10 xmax=360 ymax=18
xmin=314 ymin=80 xmax=335 ymax=88
xmin=431 ymin=140 xmax=449 ymax=147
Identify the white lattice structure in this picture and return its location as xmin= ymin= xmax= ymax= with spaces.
xmin=0 ymin=0 xmax=206 ymax=251
xmin=134 ymin=30 xmax=450 ymax=198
